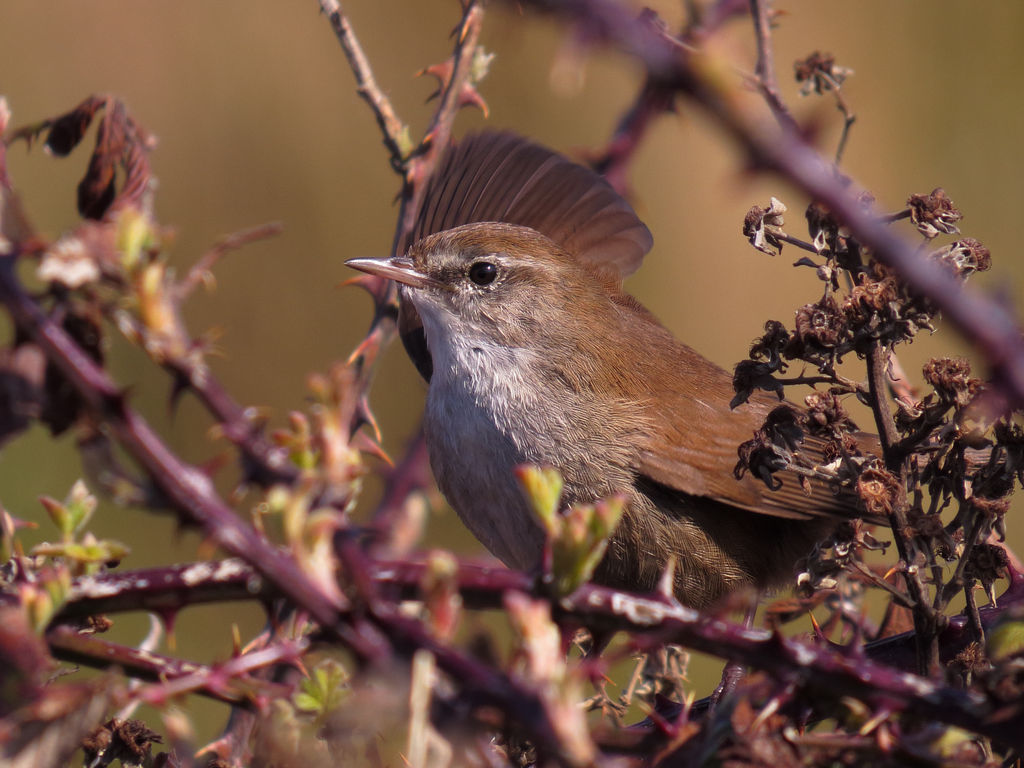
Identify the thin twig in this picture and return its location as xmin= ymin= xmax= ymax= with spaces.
xmin=113 ymin=309 xmax=299 ymax=488
xmin=867 ymin=339 xmax=940 ymax=674
xmin=175 ymin=221 xmax=284 ymax=301
xmin=334 ymin=1 xmax=488 ymax=440
xmin=879 ymin=208 xmax=912 ymax=224
xmin=590 ymin=75 xmax=674 ymax=195
xmin=395 ymin=2 xmax=486 ymax=254
xmin=748 ymin=0 xmax=799 ymax=132
xmin=776 ymin=231 xmax=821 ymax=253
xmin=331 ymin=2 xmax=491 ymax=536
xmin=319 ymin=0 xmax=410 ymax=172
xmin=47 ymin=626 xmax=298 ymax=707
xmin=867 ymin=342 xmax=900 ymax=464
xmin=817 ymin=70 xmax=857 ymax=165
xmin=964 ymin=583 xmax=985 ymax=644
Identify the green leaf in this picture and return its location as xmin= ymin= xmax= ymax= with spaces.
xmin=516 ymin=465 xmax=563 ymax=536
xmin=293 ymin=659 xmax=349 ymax=717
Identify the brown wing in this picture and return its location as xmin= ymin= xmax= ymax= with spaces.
xmin=400 ymin=132 xmax=653 ymax=380
xmin=608 ymin=299 xmax=876 ymax=523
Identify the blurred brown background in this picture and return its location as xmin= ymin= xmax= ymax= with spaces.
xmin=2 ymin=0 xmax=1023 ymax=742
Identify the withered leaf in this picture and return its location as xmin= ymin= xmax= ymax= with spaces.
xmin=44 ymin=95 xmax=107 ymax=157
xmin=0 ymin=343 xmax=45 ymax=448
xmin=77 ymin=101 xmax=126 ymax=220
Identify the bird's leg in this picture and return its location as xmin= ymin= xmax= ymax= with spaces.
xmin=578 ymin=628 xmax=629 ymax=720
xmin=710 ymin=660 xmax=746 ymax=708
xmin=710 ymin=604 xmax=756 ymax=708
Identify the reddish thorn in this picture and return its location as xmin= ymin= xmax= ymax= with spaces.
xmin=198 ymin=452 xmax=231 ymax=479
xmin=346 ymin=334 xmax=381 ymax=367
xmin=357 ymin=394 xmax=383 ymax=444
xmin=353 ymin=431 xmax=392 ymax=466
xmin=458 ymin=84 xmax=489 ymax=118
xmin=417 ymin=61 xmax=454 ymax=89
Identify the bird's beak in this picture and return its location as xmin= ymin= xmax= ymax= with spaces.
xmin=345 ymin=256 xmax=445 ymax=290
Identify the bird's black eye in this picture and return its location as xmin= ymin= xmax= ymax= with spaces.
xmin=468 ymin=260 xmax=498 ymax=286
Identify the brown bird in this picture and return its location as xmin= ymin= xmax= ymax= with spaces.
xmin=348 ymin=133 xmax=868 ymax=608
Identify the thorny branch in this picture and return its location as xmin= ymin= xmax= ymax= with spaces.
xmin=47 ymin=626 xmax=299 ymax=707
xmin=14 ymin=556 xmax=1024 ymax=751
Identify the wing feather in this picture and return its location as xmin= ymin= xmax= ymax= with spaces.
xmin=604 ymin=299 xmax=877 ymax=523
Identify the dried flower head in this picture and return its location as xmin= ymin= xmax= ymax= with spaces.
xmin=922 ymin=357 xmax=981 ymax=408
xmin=907 ymin=188 xmax=962 ymax=239
xmin=906 ymin=508 xmax=959 ymax=559
xmin=732 ymin=320 xmax=793 ymax=406
xmin=749 ymin=319 xmax=791 ymax=367
xmin=791 ymin=298 xmax=847 ymax=354
xmin=821 ymin=431 xmax=860 ymax=464
xmin=796 ymin=518 xmax=888 ymax=595
xmin=803 ymin=391 xmax=856 ymax=436
xmin=856 ymin=465 xmax=901 ymax=518
xmin=964 ymin=543 xmax=1009 ymax=603
xmin=804 ymin=200 xmax=841 ymax=256
xmin=735 ymin=405 xmax=806 ymax=489
xmin=83 ymin=719 xmax=163 ymax=767
xmin=743 ymin=197 xmax=788 ymax=256
xmin=930 ymin=238 xmax=991 ymax=278
xmin=842 ymin=271 xmax=901 ymax=319
xmin=731 ymin=359 xmax=784 ymax=407
xmin=794 ymin=51 xmax=853 ymax=95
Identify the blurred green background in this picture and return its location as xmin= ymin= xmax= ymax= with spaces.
xmin=2 ymin=0 xmax=1023 ymax=747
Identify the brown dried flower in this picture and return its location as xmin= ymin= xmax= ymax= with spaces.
xmin=844 ymin=271 xmax=900 ymax=316
xmin=922 ymin=357 xmax=981 ymax=407
xmin=971 ymin=496 xmax=1010 ymax=520
xmin=821 ymin=432 xmax=860 ymax=464
xmin=856 ymin=465 xmax=901 ymax=518
xmin=803 ymin=391 xmax=855 ymax=435
xmin=796 ymin=518 xmax=888 ymax=595
xmin=732 ymin=359 xmax=784 ymax=408
xmin=743 ymin=197 xmax=788 ymax=256
xmin=83 ymin=719 xmax=163 ymax=767
xmin=907 ymin=188 xmax=962 ymax=239
xmin=732 ymin=321 xmax=792 ymax=407
xmin=930 ymin=238 xmax=991 ymax=278
xmin=804 ymin=200 xmax=840 ymax=256
xmin=906 ymin=508 xmax=957 ymax=558
xmin=794 ymin=51 xmax=852 ymax=95
xmin=735 ymin=406 xmax=806 ymax=489
xmin=964 ymin=543 xmax=1009 ymax=602
xmin=749 ymin=319 xmax=791 ymax=366
xmin=791 ymin=298 xmax=846 ymax=352
xmin=948 ymin=642 xmax=988 ymax=682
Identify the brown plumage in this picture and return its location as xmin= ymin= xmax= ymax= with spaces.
xmin=349 ymin=132 xmax=872 ymax=607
